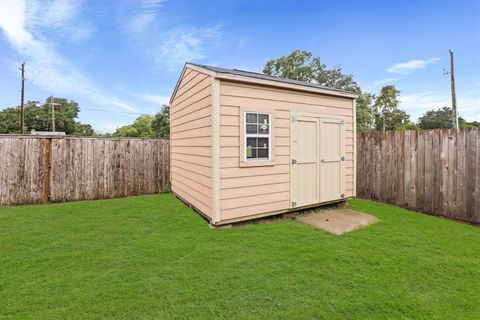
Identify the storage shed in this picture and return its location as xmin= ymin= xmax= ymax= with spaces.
xmin=170 ymin=63 xmax=358 ymax=226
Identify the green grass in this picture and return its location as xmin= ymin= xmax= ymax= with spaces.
xmin=1 ymin=194 xmax=479 ymax=319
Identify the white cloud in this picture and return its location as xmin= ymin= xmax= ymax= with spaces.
xmin=127 ymin=0 xmax=166 ymax=33
xmin=387 ymin=58 xmax=440 ymax=74
xmin=373 ymin=78 xmax=398 ymax=86
xmin=0 ymin=0 xmax=137 ymax=113
xmin=153 ymin=25 xmax=223 ymax=69
xmin=142 ymin=94 xmax=170 ymax=105
xmin=26 ymin=0 xmax=94 ymax=42
xmin=400 ymin=91 xmax=480 ymax=121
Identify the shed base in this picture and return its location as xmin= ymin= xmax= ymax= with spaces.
xmin=173 ymin=191 xmax=351 ymax=227
xmin=213 ymin=199 xmax=349 ymax=226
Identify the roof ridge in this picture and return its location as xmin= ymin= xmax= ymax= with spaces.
xmin=186 ymin=62 xmax=358 ymax=97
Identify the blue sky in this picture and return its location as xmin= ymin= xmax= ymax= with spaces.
xmin=1 ymin=0 xmax=479 ymax=132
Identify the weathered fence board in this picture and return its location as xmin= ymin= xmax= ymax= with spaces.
xmin=357 ymin=129 xmax=480 ymax=224
xmin=0 ymin=135 xmax=170 ymax=205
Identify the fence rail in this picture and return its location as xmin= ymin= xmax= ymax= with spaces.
xmin=0 ymin=135 xmax=170 ymax=205
xmin=357 ymin=128 xmax=480 ymax=224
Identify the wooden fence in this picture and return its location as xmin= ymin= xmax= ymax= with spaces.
xmin=0 ymin=135 xmax=170 ymax=205
xmin=357 ymin=129 xmax=480 ymax=224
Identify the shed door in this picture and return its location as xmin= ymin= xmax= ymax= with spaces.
xmin=291 ymin=115 xmax=344 ymax=208
xmin=291 ymin=116 xmax=320 ymax=207
xmin=319 ymin=118 xmax=345 ymax=202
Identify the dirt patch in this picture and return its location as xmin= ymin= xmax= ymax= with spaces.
xmin=297 ymin=209 xmax=379 ymax=235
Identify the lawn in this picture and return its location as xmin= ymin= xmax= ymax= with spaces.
xmin=1 ymin=194 xmax=479 ymax=319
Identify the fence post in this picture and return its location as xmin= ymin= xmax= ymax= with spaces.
xmin=43 ymin=138 xmax=52 ymax=203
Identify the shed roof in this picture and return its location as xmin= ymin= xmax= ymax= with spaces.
xmin=170 ymin=63 xmax=359 ymax=104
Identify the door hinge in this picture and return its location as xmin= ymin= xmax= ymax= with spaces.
xmin=292 ymin=116 xmax=297 ymax=122
xmin=341 ymin=156 xmax=345 ymax=161
xmin=292 ymin=201 xmax=297 ymax=207
xmin=341 ymin=120 xmax=345 ymax=125
xmin=292 ymin=159 xmax=297 ymax=165
xmin=341 ymin=193 xmax=345 ymax=199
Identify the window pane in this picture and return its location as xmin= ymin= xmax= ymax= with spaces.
xmin=246 ymin=146 xmax=253 ymax=158
xmin=247 ymin=148 xmax=257 ymax=159
xmin=258 ymin=114 xmax=269 ymax=125
xmin=258 ymin=124 xmax=269 ymax=134
xmin=246 ymin=137 xmax=257 ymax=148
xmin=258 ymin=148 xmax=268 ymax=158
xmin=246 ymin=113 xmax=257 ymax=123
xmin=246 ymin=124 xmax=257 ymax=134
xmin=258 ymin=138 xmax=268 ymax=148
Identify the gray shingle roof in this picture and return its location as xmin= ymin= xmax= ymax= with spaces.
xmin=188 ymin=62 xmax=357 ymax=96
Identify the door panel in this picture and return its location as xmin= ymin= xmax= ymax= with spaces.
xmin=291 ymin=114 xmax=345 ymax=208
xmin=320 ymin=119 xmax=344 ymax=202
xmin=291 ymin=117 xmax=319 ymax=207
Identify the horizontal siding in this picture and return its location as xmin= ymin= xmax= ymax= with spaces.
xmin=218 ymin=80 xmax=354 ymax=221
xmin=221 ymin=182 xmax=290 ymax=200
xmin=171 ymin=67 xmax=212 ymax=217
xmin=221 ymin=200 xmax=290 ymax=221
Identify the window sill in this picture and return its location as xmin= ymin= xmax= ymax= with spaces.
xmin=240 ymin=160 xmax=276 ymax=168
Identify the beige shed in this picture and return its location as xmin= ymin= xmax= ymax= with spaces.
xmin=169 ymin=63 xmax=358 ymax=226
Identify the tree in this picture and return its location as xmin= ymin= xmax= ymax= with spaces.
xmin=113 ymin=115 xmax=155 ymax=138
xmin=0 ymin=97 xmax=95 ymax=135
xmin=356 ymin=92 xmax=375 ymax=132
xmin=151 ymin=105 xmax=170 ymax=138
xmin=397 ymin=122 xmax=420 ymax=131
xmin=263 ymin=50 xmax=360 ymax=93
xmin=459 ymin=117 xmax=480 ymax=128
xmin=418 ymin=106 xmax=454 ymax=129
xmin=373 ymin=85 xmax=410 ymax=131
xmin=113 ymin=105 xmax=170 ymax=138
xmin=0 ymin=107 xmax=21 ymax=133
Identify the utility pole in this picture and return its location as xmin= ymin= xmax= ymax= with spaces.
xmin=449 ymin=49 xmax=458 ymax=129
xmin=19 ymin=62 xmax=25 ymax=134
xmin=48 ymin=96 xmax=61 ymax=132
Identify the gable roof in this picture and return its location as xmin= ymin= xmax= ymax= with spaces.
xmin=170 ymin=63 xmax=358 ymax=103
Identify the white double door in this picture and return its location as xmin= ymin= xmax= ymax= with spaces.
xmin=291 ymin=114 xmax=345 ymax=208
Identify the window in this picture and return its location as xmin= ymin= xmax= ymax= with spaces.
xmin=245 ymin=112 xmax=271 ymax=161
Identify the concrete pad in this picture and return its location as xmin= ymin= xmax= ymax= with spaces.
xmin=297 ymin=209 xmax=379 ymax=235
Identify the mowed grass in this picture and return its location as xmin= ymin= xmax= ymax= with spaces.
xmin=1 ymin=194 xmax=479 ymax=319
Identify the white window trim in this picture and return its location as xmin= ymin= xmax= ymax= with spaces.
xmin=244 ymin=112 xmax=272 ymax=162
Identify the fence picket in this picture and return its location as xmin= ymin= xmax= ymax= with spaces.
xmin=357 ymin=129 xmax=480 ymax=224
xmin=0 ymin=136 xmax=170 ymax=205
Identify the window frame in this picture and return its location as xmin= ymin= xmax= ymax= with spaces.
xmin=244 ymin=111 xmax=272 ymax=162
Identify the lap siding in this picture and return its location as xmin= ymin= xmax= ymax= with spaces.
xmin=218 ymin=81 xmax=355 ymax=221
xmin=171 ymin=67 xmax=213 ymax=218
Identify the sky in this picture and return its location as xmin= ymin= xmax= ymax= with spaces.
xmin=0 ymin=0 xmax=479 ymax=133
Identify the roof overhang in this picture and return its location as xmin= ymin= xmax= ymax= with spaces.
xmin=170 ymin=63 xmax=359 ymax=104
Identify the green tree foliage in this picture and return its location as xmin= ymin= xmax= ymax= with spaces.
xmin=263 ymin=50 xmax=361 ymax=93
xmin=113 ymin=115 xmax=155 ymax=138
xmin=356 ymin=92 xmax=375 ymax=132
xmin=151 ymin=105 xmax=170 ymax=138
xmin=418 ymin=106 xmax=454 ymax=129
xmin=418 ymin=107 xmax=480 ymax=129
xmin=459 ymin=117 xmax=480 ymax=128
xmin=396 ymin=122 xmax=421 ymax=131
xmin=0 ymin=97 xmax=94 ymax=135
xmin=113 ymin=105 xmax=170 ymax=138
xmin=372 ymin=85 xmax=412 ymax=131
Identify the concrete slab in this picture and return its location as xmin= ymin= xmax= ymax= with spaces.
xmin=297 ymin=209 xmax=379 ymax=235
